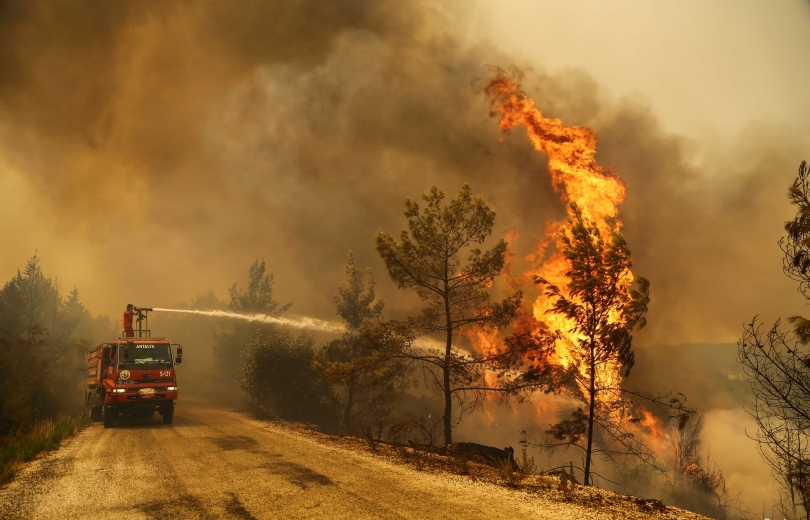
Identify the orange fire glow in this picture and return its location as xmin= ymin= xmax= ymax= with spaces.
xmin=631 ymin=406 xmax=670 ymax=455
xmin=484 ymin=71 xmax=630 ymax=400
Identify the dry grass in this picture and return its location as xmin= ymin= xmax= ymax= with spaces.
xmin=0 ymin=414 xmax=90 ymax=485
xmin=263 ymin=418 xmax=710 ymax=520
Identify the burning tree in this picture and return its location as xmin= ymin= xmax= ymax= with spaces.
xmin=485 ymin=71 xmax=692 ymax=488
xmin=375 ymin=184 xmax=521 ymax=445
xmin=666 ymin=414 xmax=731 ymax=518
xmin=533 ymin=204 xmax=652 ymax=486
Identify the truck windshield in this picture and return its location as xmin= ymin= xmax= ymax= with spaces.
xmin=118 ymin=343 xmax=172 ymax=369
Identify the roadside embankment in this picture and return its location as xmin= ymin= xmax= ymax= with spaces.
xmin=0 ymin=414 xmax=89 ymax=485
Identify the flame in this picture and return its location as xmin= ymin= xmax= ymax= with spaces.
xmin=485 ymin=72 xmax=625 ymax=230
xmin=485 ymin=71 xmax=629 ymax=402
xmin=635 ymin=407 xmax=667 ymax=441
xmin=631 ymin=406 xmax=671 ymax=456
xmin=502 ymin=229 xmax=525 ymax=292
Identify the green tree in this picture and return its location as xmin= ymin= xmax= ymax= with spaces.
xmin=240 ymin=329 xmax=335 ymax=426
xmin=228 ymin=259 xmax=291 ymax=315
xmin=376 ymin=184 xmax=521 ymax=445
xmin=314 ymin=252 xmax=410 ymax=433
xmin=0 ymin=255 xmax=95 ymax=433
xmin=13 ymin=254 xmax=59 ymax=341
xmin=334 ymin=252 xmax=384 ymax=330
xmin=780 ymin=161 xmax=810 ymax=343
xmin=535 ymin=204 xmax=650 ymax=486
xmin=214 ymin=259 xmax=290 ymax=379
xmin=738 ymin=160 xmax=810 ymax=519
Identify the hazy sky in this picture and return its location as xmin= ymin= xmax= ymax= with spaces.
xmin=474 ymin=0 xmax=810 ymax=141
xmin=1 ymin=0 xmax=808 ymax=346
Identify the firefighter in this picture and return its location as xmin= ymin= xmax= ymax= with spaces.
xmin=123 ymin=304 xmax=139 ymax=337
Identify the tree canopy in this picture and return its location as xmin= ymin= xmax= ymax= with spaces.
xmin=314 ymin=252 xmax=409 ymax=433
xmin=376 ymin=184 xmax=520 ymax=445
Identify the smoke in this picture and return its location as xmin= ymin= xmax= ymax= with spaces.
xmin=0 ymin=0 xmax=807 ymax=514
xmin=151 ymin=308 xmax=344 ymax=333
xmin=0 ymin=0 xmax=804 ymax=345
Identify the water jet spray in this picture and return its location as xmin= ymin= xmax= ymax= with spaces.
xmin=150 ymin=308 xmax=345 ymax=333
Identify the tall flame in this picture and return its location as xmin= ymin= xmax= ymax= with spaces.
xmin=484 ymin=71 xmax=629 ymax=397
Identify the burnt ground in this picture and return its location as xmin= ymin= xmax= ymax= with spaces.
xmin=0 ymin=398 xmax=707 ymax=519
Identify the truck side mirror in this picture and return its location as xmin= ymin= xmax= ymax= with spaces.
xmin=105 ymin=358 xmax=112 ymax=366
xmin=172 ymin=344 xmax=182 ymax=365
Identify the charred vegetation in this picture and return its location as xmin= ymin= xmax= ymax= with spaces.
xmin=739 ymin=160 xmax=810 ymax=520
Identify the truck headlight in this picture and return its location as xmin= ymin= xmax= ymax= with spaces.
xmin=167 ymin=386 xmax=177 ymax=391
xmin=112 ymin=388 xmax=126 ymax=393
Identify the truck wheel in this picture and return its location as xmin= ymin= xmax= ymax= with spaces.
xmin=102 ymin=406 xmax=115 ymax=428
xmin=162 ymin=408 xmax=173 ymax=425
xmin=86 ymin=392 xmax=102 ymax=422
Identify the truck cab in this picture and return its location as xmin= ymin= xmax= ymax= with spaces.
xmin=86 ymin=335 xmax=183 ymax=428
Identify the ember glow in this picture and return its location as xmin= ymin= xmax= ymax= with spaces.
xmin=484 ymin=71 xmax=631 ymax=400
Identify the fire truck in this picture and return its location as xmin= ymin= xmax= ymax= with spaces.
xmin=85 ymin=308 xmax=183 ymax=428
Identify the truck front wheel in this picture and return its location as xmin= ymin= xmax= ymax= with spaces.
xmin=161 ymin=405 xmax=173 ymax=425
xmin=102 ymin=406 xmax=115 ymax=428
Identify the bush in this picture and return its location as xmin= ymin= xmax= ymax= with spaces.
xmin=0 ymin=414 xmax=89 ymax=484
xmin=239 ymin=329 xmax=336 ymax=428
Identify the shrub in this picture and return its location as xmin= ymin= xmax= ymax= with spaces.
xmin=0 ymin=414 xmax=89 ymax=484
xmin=240 ymin=329 xmax=336 ymax=428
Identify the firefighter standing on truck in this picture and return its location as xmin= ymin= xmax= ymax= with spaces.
xmin=123 ymin=304 xmax=139 ymax=337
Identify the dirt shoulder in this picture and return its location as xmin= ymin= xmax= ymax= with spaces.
xmin=0 ymin=400 xmax=709 ymax=519
xmin=268 ymin=418 xmax=709 ymax=520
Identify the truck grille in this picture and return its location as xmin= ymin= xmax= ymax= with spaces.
xmin=127 ymin=393 xmax=167 ymax=400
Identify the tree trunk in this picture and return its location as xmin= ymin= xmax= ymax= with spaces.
xmin=443 ymin=291 xmax=453 ymax=446
xmin=584 ymin=342 xmax=596 ymax=486
xmin=443 ymin=326 xmax=453 ymax=445
xmin=344 ymin=375 xmax=355 ymax=434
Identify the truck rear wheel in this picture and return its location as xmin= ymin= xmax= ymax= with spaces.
xmin=86 ymin=391 xmax=102 ymax=422
xmin=102 ymin=406 xmax=115 ymax=428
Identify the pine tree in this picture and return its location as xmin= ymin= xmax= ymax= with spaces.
xmin=314 ymin=252 xmax=408 ymax=433
xmin=376 ymin=184 xmax=521 ymax=445
xmin=536 ymin=204 xmax=649 ymax=486
xmin=215 ymin=259 xmax=291 ymax=380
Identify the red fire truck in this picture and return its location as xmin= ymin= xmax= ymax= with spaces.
xmin=85 ymin=308 xmax=183 ymax=428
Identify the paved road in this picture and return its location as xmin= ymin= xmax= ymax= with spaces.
xmin=0 ymin=399 xmax=578 ymax=519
